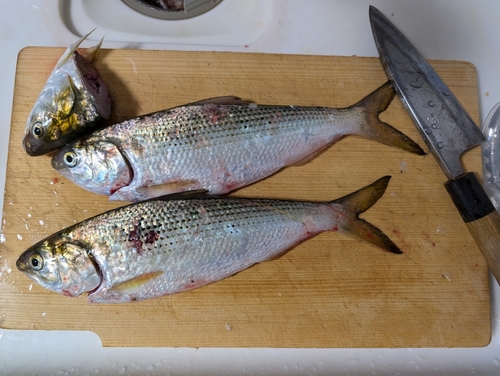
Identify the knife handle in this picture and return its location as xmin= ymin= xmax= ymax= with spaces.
xmin=445 ymin=172 xmax=500 ymax=285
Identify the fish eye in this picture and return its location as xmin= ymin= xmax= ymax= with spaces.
xmin=29 ymin=253 xmax=44 ymax=271
xmin=63 ymin=151 xmax=78 ymax=167
xmin=31 ymin=123 xmax=44 ymax=138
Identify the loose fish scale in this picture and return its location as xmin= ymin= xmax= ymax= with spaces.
xmin=68 ymin=198 xmax=337 ymax=302
xmin=101 ymin=104 xmax=361 ymax=199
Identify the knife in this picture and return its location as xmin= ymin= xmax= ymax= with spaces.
xmin=369 ymin=5 xmax=500 ymax=284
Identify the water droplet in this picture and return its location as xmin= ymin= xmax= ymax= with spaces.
xmin=424 ymin=126 xmax=432 ymax=135
xmin=431 ymin=123 xmax=438 ymax=129
xmin=41 ymin=312 xmax=46 ymax=319
xmin=39 ymin=220 xmax=44 ymax=226
xmin=225 ymin=323 xmax=232 ymax=331
xmin=442 ymin=90 xmax=450 ymax=96
xmin=17 ymin=234 xmax=22 ymax=241
xmin=493 ymin=358 xmax=500 ymax=366
xmin=441 ymin=271 xmax=452 ymax=281
xmin=428 ymin=101 xmax=435 ymax=107
xmin=409 ymin=76 xmax=424 ymax=89
xmin=436 ymin=226 xmax=446 ymax=235
xmin=437 ymin=141 xmax=444 ymax=149
xmin=0 ymin=234 xmax=5 ymax=243
xmin=29 ymin=283 xmax=33 ymax=291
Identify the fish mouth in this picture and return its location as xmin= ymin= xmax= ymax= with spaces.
xmin=22 ymin=133 xmax=45 ymax=157
xmin=16 ymin=257 xmax=28 ymax=272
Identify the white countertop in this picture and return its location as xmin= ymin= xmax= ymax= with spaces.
xmin=1 ymin=0 xmax=499 ymax=374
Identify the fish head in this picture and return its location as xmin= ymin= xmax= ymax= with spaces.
xmin=23 ymin=73 xmax=78 ymax=156
xmin=51 ymin=139 xmax=133 ymax=196
xmin=16 ymin=241 xmax=101 ymax=297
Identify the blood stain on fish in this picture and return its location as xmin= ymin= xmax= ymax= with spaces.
xmin=145 ymin=230 xmax=159 ymax=244
xmin=203 ymin=104 xmax=228 ymax=124
xmin=128 ymin=224 xmax=144 ymax=254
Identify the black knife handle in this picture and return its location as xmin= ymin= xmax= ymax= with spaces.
xmin=445 ymin=172 xmax=500 ymax=285
xmin=444 ymin=172 xmax=495 ymax=222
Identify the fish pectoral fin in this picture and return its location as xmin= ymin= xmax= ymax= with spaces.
xmin=136 ymin=180 xmax=201 ymax=199
xmin=109 ymin=271 xmax=164 ymax=293
xmin=54 ymin=28 xmax=97 ymax=69
xmin=186 ymin=96 xmax=251 ymax=106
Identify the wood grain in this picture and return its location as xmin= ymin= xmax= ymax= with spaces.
xmin=0 ymin=47 xmax=490 ymax=348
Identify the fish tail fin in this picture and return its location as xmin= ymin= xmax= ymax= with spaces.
xmin=350 ymin=82 xmax=425 ymax=156
xmin=332 ymin=175 xmax=402 ymax=254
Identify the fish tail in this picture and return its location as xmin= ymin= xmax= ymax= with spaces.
xmin=350 ymin=82 xmax=425 ymax=155
xmin=332 ymin=175 xmax=402 ymax=254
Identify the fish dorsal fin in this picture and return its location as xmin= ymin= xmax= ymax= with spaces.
xmin=186 ymin=96 xmax=251 ymax=106
xmin=54 ymin=28 xmax=97 ymax=69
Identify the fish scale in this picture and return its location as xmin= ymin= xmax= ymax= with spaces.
xmin=17 ymin=176 xmax=403 ymax=303
xmin=114 ymin=105 xmax=345 ymax=197
xmin=52 ymin=83 xmax=425 ymax=201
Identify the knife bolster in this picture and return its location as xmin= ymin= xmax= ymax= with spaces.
xmin=444 ymin=172 xmax=495 ymax=222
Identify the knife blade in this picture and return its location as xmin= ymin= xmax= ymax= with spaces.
xmin=369 ymin=5 xmax=500 ymax=284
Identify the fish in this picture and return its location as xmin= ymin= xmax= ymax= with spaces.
xmin=23 ymin=29 xmax=112 ymax=156
xmin=51 ymin=82 xmax=424 ymax=201
xmin=17 ymin=175 xmax=400 ymax=303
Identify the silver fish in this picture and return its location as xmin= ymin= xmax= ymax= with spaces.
xmin=17 ymin=176 xmax=400 ymax=303
xmin=51 ymin=82 xmax=424 ymax=201
xmin=23 ymin=30 xmax=112 ymax=156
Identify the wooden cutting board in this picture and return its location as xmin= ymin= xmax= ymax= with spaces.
xmin=0 ymin=47 xmax=490 ymax=348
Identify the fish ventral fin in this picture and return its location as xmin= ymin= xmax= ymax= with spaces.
xmin=155 ymin=189 xmax=209 ymax=201
xmin=351 ymin=82 xmax=425 ymax=156
xmin=332 ymin=176 xmax=402 ymax=254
